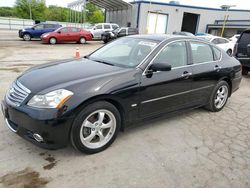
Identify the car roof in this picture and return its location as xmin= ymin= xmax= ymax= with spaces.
xmin=127 ymin=34 xmax=196 ymax=42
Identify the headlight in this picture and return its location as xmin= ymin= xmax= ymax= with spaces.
xmin=27 ymin=89 xmax=73 ymax=108
xmin=42 ymin=34 xmax=49 ymax=38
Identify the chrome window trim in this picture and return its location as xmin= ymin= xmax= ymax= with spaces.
xmin=142 ymin=39 xmax=222 ymax=76
xmin=141 ymin=85 xmax=214 ymax=104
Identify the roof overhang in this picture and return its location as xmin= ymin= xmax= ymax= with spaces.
xmin=207 ymin=24 xmax=250 ymax=29
xmin=88 ymin=0 xmax=132 ymax=10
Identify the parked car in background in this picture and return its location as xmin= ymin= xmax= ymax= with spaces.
xmin=197 ymin=36 xmax=234 ymax=56
xmin=229 ymin=34 xmax=240 ymax=43
xmin=41 ymin=27 xmax=92 ymax=44
xmin=19 ymin=23 xmax=61 ymax=41
xmin=86 ymin=23 xmax=119 ymax=39
xmin=234 ymin=30 xmax=250 ymax=75
xmin=173 ymin=31 xmax=195 ymax=37
xmin=2 ymin=35 xmax=242 ymax=154
xmin=195 ymin=32 xmax=213 ymax=36
xmin=101 ymin=27 xmax=138 ymax=43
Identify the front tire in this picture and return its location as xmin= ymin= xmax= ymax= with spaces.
xmin=23 ymin=33 xmax=31 ymax=41
xmin=49 ymin=37 xmax=57 ymax=44
xmin=205 ymin=81 xmax=229 ymax=112
xmin=70 ymin=101 xmax=121 ymax=154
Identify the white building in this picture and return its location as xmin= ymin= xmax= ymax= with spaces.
xmin=102 ymin=0 xmax=250 ymax=37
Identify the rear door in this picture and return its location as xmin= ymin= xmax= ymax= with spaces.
xmin=139 ymin=40 xmax=193 ymax=117
xmin=44 ymin=24 xmax=56 ymax=33
xmin=93 ymin=24 xmax=103 ymax=38
xmin=70 ymin=27 xmax=81 ymax=41
xmin=188 ymin=41 xmax=221 ymax=105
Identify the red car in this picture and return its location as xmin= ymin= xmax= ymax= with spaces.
xmin=41 ymin=27 xmax=92 ymax=44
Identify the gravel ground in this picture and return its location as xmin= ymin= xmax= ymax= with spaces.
xmin=0 ymin=30 xmax=249 ymax=188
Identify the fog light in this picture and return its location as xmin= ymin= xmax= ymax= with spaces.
xmin=33 ymin=133 xmax=44 ymax=142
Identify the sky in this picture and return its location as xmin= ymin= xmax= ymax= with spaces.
xmin=0 ymin=0 xmax=250 ymax=10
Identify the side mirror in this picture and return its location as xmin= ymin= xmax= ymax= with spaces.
xmin=150 ymin=63 xmax=172 ymax=72
xmin=57 ymin=31 xmax=61 ymax=34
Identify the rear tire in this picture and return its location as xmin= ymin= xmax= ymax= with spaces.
xmin=205 ymin=81 xmax=229 ymax=112
xmin=70 ymin=101 xmax=121 ymax=154
xmin=23 ymin=33 xmax=31 ymax=41
xmin=79 ymin=37 xmax=86 ymax=44
xmin=49 ymin=37 xmax=57 ymax=45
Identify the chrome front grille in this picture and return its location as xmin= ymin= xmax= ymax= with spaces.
xmin=6 ymin=80 xmax=31 ymax=107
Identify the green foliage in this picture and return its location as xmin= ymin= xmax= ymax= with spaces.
xmin=0 ymin=7 xmax=17 ymax=17
xmin=15 ymin=0 xmax=46 ymax=20
xmin=0 ymin=1 xmax=104 ymax=23
xmin=45 ymin=5 xmax=68 ymax=22
xmin=86 ymin=3 xmax=104 ymax=24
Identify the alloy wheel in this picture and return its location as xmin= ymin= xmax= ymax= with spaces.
xmin=79 ymin=109 xmax=116 ymax=149
xmin=214 ymin=85 xmax=228 ymax=109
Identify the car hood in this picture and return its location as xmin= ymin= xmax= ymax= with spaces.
xmin=18 ymin=58 xmax=129 ymax=94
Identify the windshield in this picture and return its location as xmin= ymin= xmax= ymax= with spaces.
xmin=88 ymin=37 xmax=159 ymax=68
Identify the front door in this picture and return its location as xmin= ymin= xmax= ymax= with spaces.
xmin=139 ymin=41 xmax=193 ymax=117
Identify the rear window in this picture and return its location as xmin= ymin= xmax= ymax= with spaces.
xmin=239 ymin=32 xmax=250 ymax=43
xmin=71 ymin=27 xmax=80 ymax=32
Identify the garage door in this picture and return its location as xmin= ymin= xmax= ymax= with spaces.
xmin=147 ymin=12 xmax=168 ymax=34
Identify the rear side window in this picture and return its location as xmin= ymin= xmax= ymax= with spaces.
xmin=153 ymin=41 xmax=187 ymax=68
xmin=44 ymin=24 xmax=54 ymax=29
xmin=212 ymin=47 xmax=222 ymax=61
xmin=239 ymin=32 xmax=250 ymax=43
xmin=218 ymin=38 xmax=228 ymax=44
xmin=104 ymin=24 xmax=111 ymax=29
xmin=71 ymin=27 xmax=80 ymax=32
xmin=190 ymin=42 xmax=214 ymax=64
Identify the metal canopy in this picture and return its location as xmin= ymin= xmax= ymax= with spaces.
xmin=88 ymin=0 xmax=132 ymax=10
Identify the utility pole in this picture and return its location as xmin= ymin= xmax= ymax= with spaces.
xmin=29 ymin=0 xmax=32 ymax=20
xmin=220 ymin=5 xmax=236 ymax=37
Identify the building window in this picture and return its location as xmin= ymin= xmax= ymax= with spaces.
xmin=147 ymin=12 xmax=168 ymax=34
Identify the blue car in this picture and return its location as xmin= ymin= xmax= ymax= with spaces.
xmin=18 ymin=23 xmax=61 ymax=41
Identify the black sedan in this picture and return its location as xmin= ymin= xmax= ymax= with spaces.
xmin=1 ymin=35 xmax=242 ymax=154
xmin=101 ymin=27 xmax=138 ymax=43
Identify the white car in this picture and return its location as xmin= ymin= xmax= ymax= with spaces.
xmin=86 ymin=23 xmax=119 ymax=39
xmin=197 ymin=36 xmax=235 ymax=56
xmin=229 ymin=34 xmax=240 ymax=43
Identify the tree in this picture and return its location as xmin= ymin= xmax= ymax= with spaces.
xmin=45 ymin=5 xmax=68 ymax=22
xmin=15 ymin=0 xmax=46 ymax=20
xmin=85 ymin=3 xmax=104 ymax=24
xmin=0 ymin=7 xmax=17 ymax=17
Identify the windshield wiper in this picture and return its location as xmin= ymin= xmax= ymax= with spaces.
xmin=93 ymin=59 xmax=114 ymax=66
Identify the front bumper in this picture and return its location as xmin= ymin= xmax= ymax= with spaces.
xmin=1 ymin=100 xmax=75 ymax=149
xmin=18 ymin=30 xmax=24 ymax=38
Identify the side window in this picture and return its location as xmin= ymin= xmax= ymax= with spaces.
xmin=34 ymin=24 xmax=44 ymax=30
xmin=71 ymin=27 xmax=80 ymax=32
xmin=211 ymin=39 xmax=219 ymax=44
xmin=212 ymin=47 xmax=222 ymax=61
xmin=119 ymin=29 xmax=126 ymax=35
xmin=153 ymin=41 xmax=187 ymax=68
xmin=104 ymin=24 xmax=111 ymax=29
xmin=95 ymin=25 xmax=102 ymax=30
xmin=112 ymin=25 xmax=119 ymax=30
xmin=60 ymin=28 xmax=69 ymax=33
xmin=218 ymin=38 xmax=228 ymax=44
xmin=190 ymin=41 xmax=214 ymax=64
xmin=44 ymin=24 xmax=53 ymax=29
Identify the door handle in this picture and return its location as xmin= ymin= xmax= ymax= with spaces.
xmin=214 ymin=65 xmax=222 ymax=71
xmin=181 ymin=71 xmax=192 ymax=77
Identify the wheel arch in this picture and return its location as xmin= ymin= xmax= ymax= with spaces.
xmin=23 ymin=32 xmax=33 ymax=38
xmin=219 ymin=77 xmax=232 ymax=97
xmin=73 ymin=94 xmax=126 ymax=131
